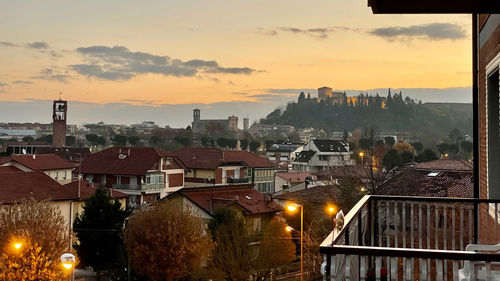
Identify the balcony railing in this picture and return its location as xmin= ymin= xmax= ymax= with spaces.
xmin=227 ymin=177 xmax=250 ymax=184
xmin=320 ymin=195 xmax=500 ymax=281
xmin=111 ymin=183 xmax=164 ymax=191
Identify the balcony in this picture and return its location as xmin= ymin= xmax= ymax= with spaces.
xmin=320 ymin=195 xmax=500 ymax=281
xmin=111 ymin=183 xmax=164 ymax=191
xmin=226 ymin=177 xmax=250 ymax=184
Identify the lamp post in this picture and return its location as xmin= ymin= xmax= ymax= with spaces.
xmin=61 ymin=253 xmax=76 ymax=281
xmin=359 ymin=151 xmax=364 ymax=165
xmin=286 ymin=203 xmax=303 ymax=281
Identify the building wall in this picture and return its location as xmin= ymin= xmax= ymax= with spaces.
xmin=478 ymin=13 xmax=500 ymax=244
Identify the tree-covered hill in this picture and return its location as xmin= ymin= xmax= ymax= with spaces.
xmin=260 ymin=92 xmax=472 ymax=143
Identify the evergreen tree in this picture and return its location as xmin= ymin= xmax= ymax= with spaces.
xmin=73 ymin=189 xmax=132 ymax=281
xmin=416 ymin=149 xmax=438 ymax=162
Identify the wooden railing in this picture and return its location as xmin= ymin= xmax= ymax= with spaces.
xmin=320 ymin=195 xmax=500 ymax=281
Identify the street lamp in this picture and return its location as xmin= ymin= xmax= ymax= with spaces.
xmin=61 ymin=253 xmax=75 ymax=281
xmin=286 ymin=203 xmax=303 ymax=281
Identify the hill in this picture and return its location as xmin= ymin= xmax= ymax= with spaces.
xmin=260 ymin=93 xmax=472 ymax=144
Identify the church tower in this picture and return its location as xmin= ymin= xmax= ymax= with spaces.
xmin=52 ymin=98 xmax=67 ymax=147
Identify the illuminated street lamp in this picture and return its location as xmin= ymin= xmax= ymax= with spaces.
xmin=285 ymin=225 xmax=294 ymax=232
xmin=359 ymin=151 xmax=365 ymax=164
xmin=286 ymin=203 xmax=303 ymax=281
xmin=61 ymin=253 xmax=75 ymax=281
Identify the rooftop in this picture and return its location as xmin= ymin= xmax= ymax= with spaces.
xmin=168 ymin=185 xmax=282 ymax=215
xmin=175 ymin=147 xmax=275 ymax=170
xmin=80 ymin=146 xmax=177 ymax=176
xmin=0 ymin=154 xmax=76 ymax=171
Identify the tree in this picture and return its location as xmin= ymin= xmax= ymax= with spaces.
xmin=66 ymin=135 xmax=76 ymax=147
xmin=228 ymin=139 xmax=238 ymax=149
xmin=416 ymin=149 xmax=438 ymax=163
xmin=73 ymin=189 xmax=131 ymax=281
xmin=86 ymin=134 xmax=100 ymax=146
xmin=36 ymin=135 xmax=52 ymax=143
xmin=254 ymin=218 xmax=296 ymax=280
xmin=240 ymin=139 xmax=249 ymax=150
xmin=208 ymin=208 xmax=252 ymax=280
xmin=201 ymin=136 xmax=213 ymax=147
xmin=0 ymin=200 xmax=69 ymax=281
xmin=400 ymin=150 xmax=414 ymax=164
xmin=112 ymin=134 xmax=128 ymax=146
xmin=174 ymin=136 xmax=191 ymax=147
xmin=384 ymin=136 xmax=395 ymax=147
xmin=382 ymin=149 xmax=401 ymax=171
xmin=22 ymin=136 xmax=34 ymax=142
xmin=125 ymin=202 xmax=213 ymax=281
xmin=128 ymin=136 xmax=141 ymax=146
xmin=249 ymin=140 xmax=261 ymax=152
xmin=411 ymin=142 xmax=424 ymax=154
xmin=461 ymin=141 xmax=473 ymax=154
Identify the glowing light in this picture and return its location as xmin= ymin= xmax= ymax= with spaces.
xmin=287 ymin=204 xmax=297 ymax=212
xmin=360 ymin=187 xmax=367 ymax=192
xmin=359 ymin=152 xmax=364 ymax=157
xmin=327 ymin=205 xmax=336 ymax=214
xmin=285 ymin=226 xmax=294 ymax=232
xmin=13 ymin=243 xmax=22 ymax=250
xmin=62 ymin=263 xmax=73 ymax=270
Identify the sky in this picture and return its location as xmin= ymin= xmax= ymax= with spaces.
xmin=0 ymin=0 xmax=472 ymax=127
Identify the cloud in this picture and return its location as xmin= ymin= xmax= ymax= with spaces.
xmin=12 ymin=80 xmax=34 ymax=85
xmin=25 ymin=42 xmax=50 ymax=49
xmin=0 ymin=42 xmax=17 ymax=47
xmin=0 ymin=82 xmax=8 ymax=87
xmin=71 ymin=45 xmax=258 ymax=81
xmin=369 ymin=23 xmax=467 ymax=41
xmin=258 ymin=26 xmax=351 ymax=39
xmin=31 ymin=68 xmax=71 ymax=83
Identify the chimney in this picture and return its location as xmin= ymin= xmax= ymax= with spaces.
xmin=265 ymin=195 xmax=272 ymax=203
xmin=233 ymin=195 xmax=239 ymax=201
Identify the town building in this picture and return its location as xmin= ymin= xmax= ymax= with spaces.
xmin=0 ymin=140 xmax=51 ymax=154
xmin=274 ymin=171 xmax=312 ymax=193
xmin=166 ymin=185 xmax=282 ymax=236
xmin=0 ymin=128 xmax=37 ymax=141
xmin=291 ymin=139 xmax=353 ymax=173
xmin=191 ymin=108 xmax=239 ymax=136
xmin=0 ymin=171 xmax=128 ymax=243
xmin=247 ymin=123 xmax=296 ymax=139
xmin=130 ymin=121 xmax=159 ymax=136
xmin=0 ymin=154 xmax=76 ymax=184
xmin=175 ymin=147 xmax=277 ymax=193
xmin=265 ymin=143 xmax=303 ymax=171
xmin=79 ymin=147 xmax=186 ymax=207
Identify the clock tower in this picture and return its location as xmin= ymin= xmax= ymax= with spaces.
xmin=52 ymin=98 xmax=67 ymax=147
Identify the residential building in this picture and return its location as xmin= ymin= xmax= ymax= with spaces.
xmin=0 ymin=140 xmax=51 ymax=154
xmin=79 ymin=147 xmax=186 ymax=207
xmin=36 ymin=147 xmax=91 ymax=164
xmin=130 ymin=121 xmax=159 ymax=136
xmin=0 ymin=171 xmax=128 ymax=241
xmin=265 ymin=143 xmax=303 ymax=171
xmin=247 ymin=123 xmax=296 ymax=139
xmin=291 ymin=139 xmax=352 ymax=173
xmin=320 ymin=2 xmax=500 ymax=281
xmin=0 ymin=128 xmax=36 ymax=140
xmin=166 ymin=185 xmax=282 ymax=236
xmin=274 ymin=171 xmax=312 ymax=193
xmin=175 ymin=147 xmax=277 ymax=193
xmin=0 ymin=154 xmax=76 ymax=184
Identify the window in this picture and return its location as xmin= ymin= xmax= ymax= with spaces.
xmin=54 ymin=171 xmax=58 ymax=180
xmin=488 ymin=65 xmax=500 ymax=199
xmin=222 ymin=170 xmax=227 ymax=178
xmin=62 ymin=171 xmax=67 ymax=180
xmin=235 ymin=169 xmax=240 ymax=179
xmin=253 ymin=217 xmax=261 ymax=233
xmin=116 ymin=176 xmax=122 ymax=184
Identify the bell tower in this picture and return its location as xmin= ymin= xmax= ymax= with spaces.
xmin=52 ymin=96 xmax=67 ymax=147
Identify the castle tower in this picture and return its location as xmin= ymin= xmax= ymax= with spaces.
xmin=243 ymin=118 xmax=249 ymax=131
xmin=228 ymin=116 xmax=238 ymax=132
xmin=52 ymin=98 xmax=67 ymax=147
xmin=193 ymin=108 xmax=200 ymax=122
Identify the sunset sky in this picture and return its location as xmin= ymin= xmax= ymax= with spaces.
xmin=0 ymin=0 xmax=472 ymax=126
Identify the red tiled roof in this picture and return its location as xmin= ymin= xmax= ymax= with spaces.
xmin=379 ymin=167 xmax=473 ymax=198
xmin=274 ymin=184 xmax=340 ymax=204
xmin=175 ymin=147 xmax=275 ymax=170
xmin=0 ymin=166 xmax=22 ymax=173
xmin=0 ymin=171 xmax=76 ymax=203
xmin=413 ymin=159 xmax=472 ymax=172
xmin=0 ymin=154 xmax=76 ymax=171
xmin=169 ymin=185 xmax=282 ymax=215
xmin=276 ymin=172 xmax=311 ymax=183
xmin=63 ymin=180 xmax=129 ymax=201
xmin=80 ymin=147 xmax=176 ymax=176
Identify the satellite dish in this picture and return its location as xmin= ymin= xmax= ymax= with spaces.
xmin=22 ymin=149 xmax=27 ymax=154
